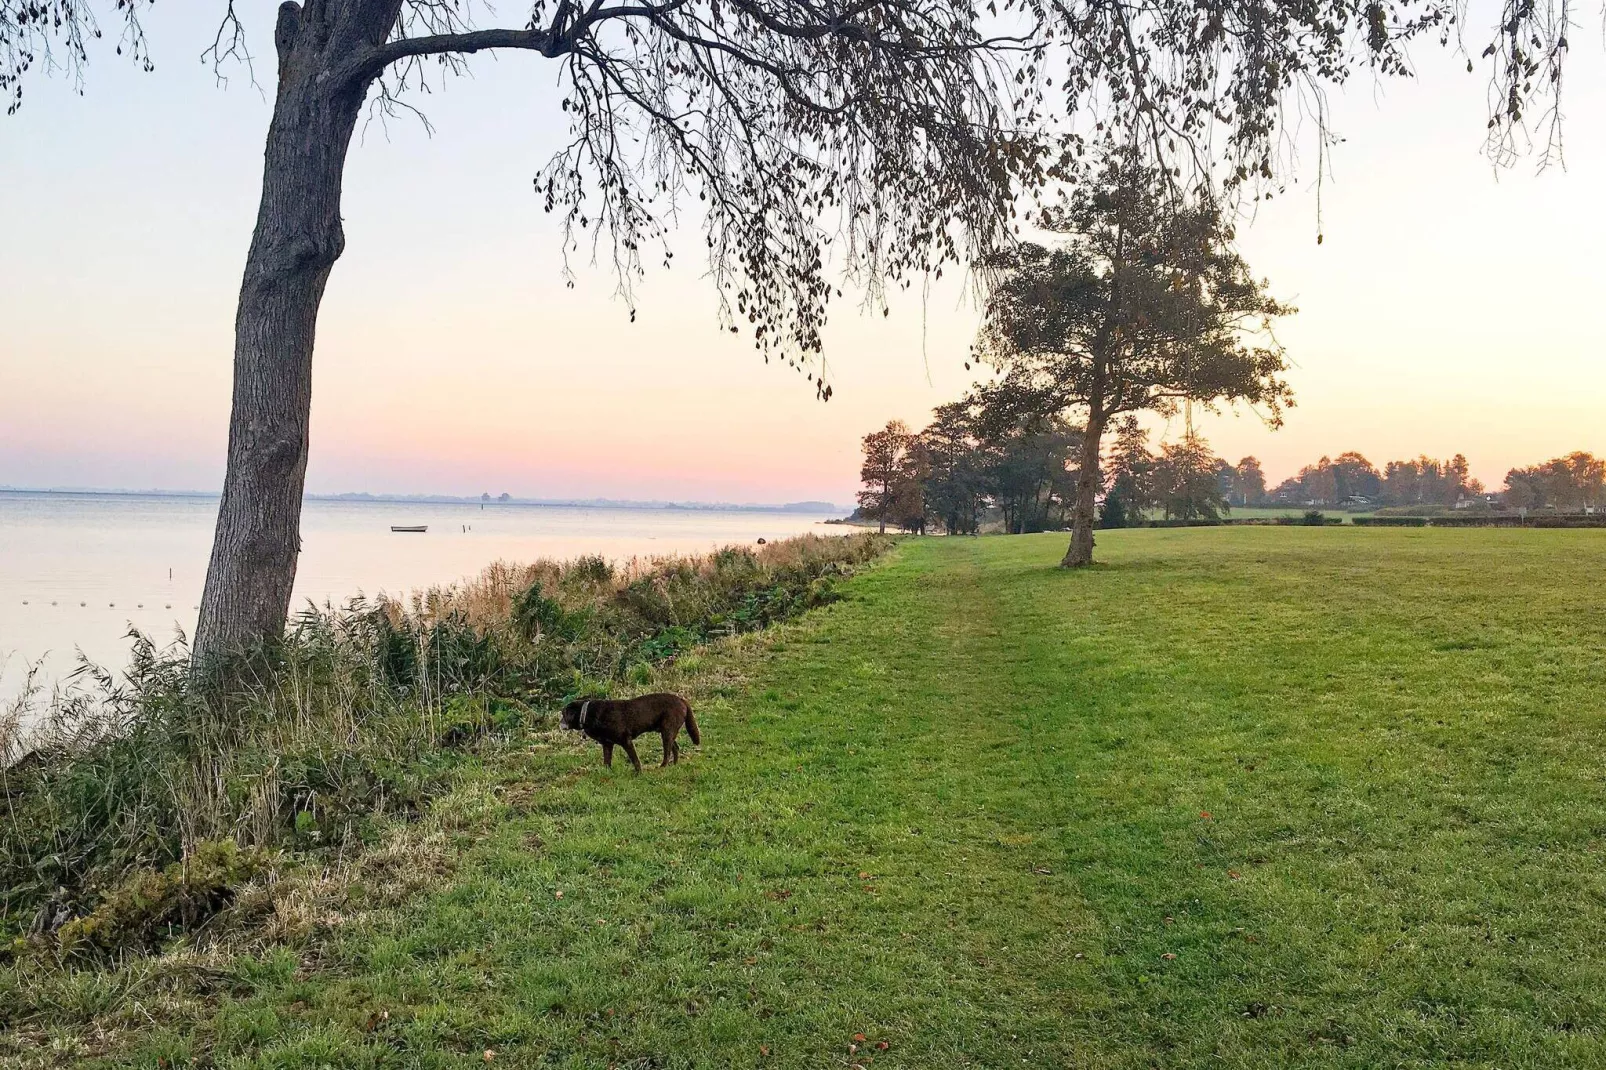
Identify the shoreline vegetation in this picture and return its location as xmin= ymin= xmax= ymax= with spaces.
xmin=0 ymin=534 xmax=889 ymax=990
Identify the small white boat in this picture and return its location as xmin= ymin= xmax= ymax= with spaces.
xmin=390 ymin=525 xmax=428 ymax=534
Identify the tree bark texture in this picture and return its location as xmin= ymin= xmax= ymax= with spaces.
xmin=192 ymin=2 xmax=391 ymax=674
xmin=1062 ymin=411 xmax=1104 ymax=568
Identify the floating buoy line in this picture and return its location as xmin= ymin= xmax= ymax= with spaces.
xmin=18 ymin=600 xmax=178 ymax=609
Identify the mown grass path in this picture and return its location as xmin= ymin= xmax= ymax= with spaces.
xmin=124 ymin=530 xmax=1606 ymax=1068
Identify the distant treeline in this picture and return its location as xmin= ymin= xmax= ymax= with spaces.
xmin=1253 ymin=450 xmax=1604 ymax=512
xmin=858 ymin=405 xmax=1603 ymax=532
xmin=857 ymin=405 xmax=1257 ymax=534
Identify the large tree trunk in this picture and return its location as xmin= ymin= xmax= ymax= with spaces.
xmin=1061 ymin=412 xmax=1105 ymax=568
xmin=192 ymin=4 xmax=380 ymax=676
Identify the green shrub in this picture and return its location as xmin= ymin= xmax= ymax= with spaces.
xmin=1529 ymin=515 xmax=1606 ymax=527
xmin=54 ymin=840 xmax=267 ymax=957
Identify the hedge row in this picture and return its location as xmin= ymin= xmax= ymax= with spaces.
xmin=1140 ymin=515 xmax=1344 ymax=529
xmin=1354 ymin=514 xmax=1606 ymax=528
xmin=1351 ymin=516 xmax=1429 ymax=527
xmin=1136 ymin=514 xmax=1605 ymax=530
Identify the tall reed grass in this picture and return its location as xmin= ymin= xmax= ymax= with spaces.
xmin=0 ymin=532 xmax=889 ymax=959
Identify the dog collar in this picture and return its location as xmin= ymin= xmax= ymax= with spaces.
xmin=578 ymin=699 xmax=591 ymax=729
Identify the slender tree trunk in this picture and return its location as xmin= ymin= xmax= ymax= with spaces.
xmin=1062 ymin=411 xmax=1105 ymax=568
xmin=192 ymin=4 xmax=383 ymax=676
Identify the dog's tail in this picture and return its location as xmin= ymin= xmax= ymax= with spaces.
xmin=683 ymin=703 xmax=701 ymax=746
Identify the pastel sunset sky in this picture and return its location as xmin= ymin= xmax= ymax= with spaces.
xmin=2 ymin=8 xmax=1601 ymax=505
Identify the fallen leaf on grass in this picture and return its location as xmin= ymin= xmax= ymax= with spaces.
xmin=1200 ymin=811 xmax=1213 ymax=820
xmin=483 ymin=1051 xmax=495 ymax=1062
xmin=760 ymin=1045 xmax=771 ymax=1056
xmin=876 ymin=1041 xmax=890 ymax=1051
xmin=858 ymin=872 xmax=873 ymax=880
xmin=1162 ymin=953 xmax=1177 ymax=961
xmin=766 ymin=889 xmax=793 ymax=901
xmin=555 ymin=890 xmax=564 ymax=899
xmin=853 ymin=1033 xmax=867 ymax=1042
xmin=1227 ymin=870 xmax=1241 ymax=880
xmin=1032 ymin=865 xmax=1052 ymax=875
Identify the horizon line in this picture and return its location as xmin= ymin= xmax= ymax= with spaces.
xmin=0 ymin=485 xmax=850 ymax=514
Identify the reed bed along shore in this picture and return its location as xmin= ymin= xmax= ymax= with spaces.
xmin=0 ymin=533 xmax=891 ymax=970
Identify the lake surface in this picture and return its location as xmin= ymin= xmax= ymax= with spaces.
xmin=0 ymin=491 xmax=840 ymax=706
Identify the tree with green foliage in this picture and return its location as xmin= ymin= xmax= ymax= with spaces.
xmin=968 ymin=379 xmax=1082 ymax=535
xmin=858 ymin=421 xmax=918 ymax=535
xmin=1504 ymin=452 xmax=1605 ymax=513
xmin=974 ymin=152 xmax=1291 ymax=567
xmin=1330 ymin=452 xmax=1383 ymax=502
xmin=920 ymin=402 xmax=987 ymax=535
xmin=1301 ymin=460 xmax=1340 ymax=507
xmin=1100 ymin=418 xmax=1156 ymax=528
xmin=1153 ymin=434 xmax=1230 ymax=521
xmin=981 ymin=418 xmax=1081 ymax=535
xmin=1229 ymin=456 xmax=1267 ymax=507
xmin=890 ymin=439 xmax=932 ymax=534
xmin=1380 ymin=455 xmax=1480 ymax=508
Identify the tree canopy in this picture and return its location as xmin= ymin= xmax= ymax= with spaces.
xmin=858 ymin=421 xmax=928 ymax=534
xmin=975 ymin=154 xmax=1293 ymax=426
xmin=1504 ymin=452 xmax=1605 ymax=512
xmin=7 ymin=0 xmax=1580 ymax=178
xmin=973 ymin=151 xmax=1291 ymax=565
xmin=1153 ymin=434 xmax=1230 ymax=521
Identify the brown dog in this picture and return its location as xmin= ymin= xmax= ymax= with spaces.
xmin=559 ymin=692 xmax=701 ymax=773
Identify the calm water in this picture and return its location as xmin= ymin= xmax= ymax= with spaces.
xmin=0 ymin=491 xmax=840 ymax=704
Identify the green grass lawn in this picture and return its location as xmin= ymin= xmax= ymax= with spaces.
xmin=45 ymin=530 xmax=1606 ymax=1067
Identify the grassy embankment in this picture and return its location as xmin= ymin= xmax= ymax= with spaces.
xmin=9 ymin=528 xmax=1606 ymax=1067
